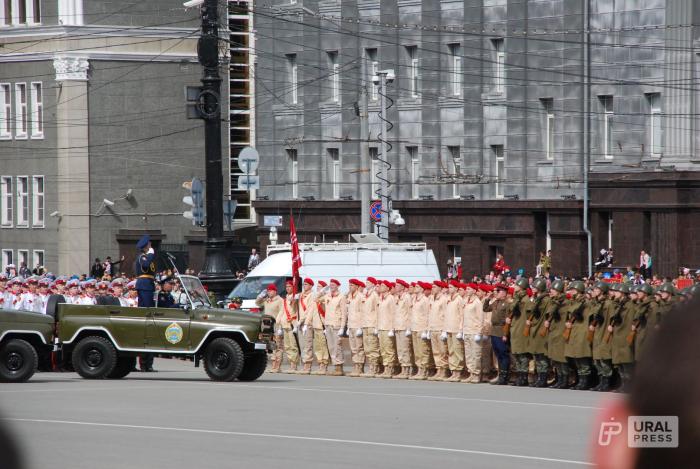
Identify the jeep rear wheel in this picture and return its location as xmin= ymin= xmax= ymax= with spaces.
xmin=237 ymin=352 xmax=267 ymax=381
xmin=203 ymin=338 xmax=244 ymax=382
xmin=72 ymin=336 xmax=117 ymax=379
xmin=107 ymin=357 xmax=136 ymax=379
xmin=0 ymin=339 xmax=38 ymax=383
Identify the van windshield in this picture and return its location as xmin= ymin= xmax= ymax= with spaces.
xmin=228 ymin=276 xmax=287 ymax=300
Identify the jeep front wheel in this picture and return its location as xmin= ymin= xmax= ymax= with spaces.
xmin=203 ymin=338 xmax=244 ymax=382
xmin=237 ymin=352 xmax=267 ymax=381
xmin=72 ymin=336 xmax=117 ymax=379
xmin=0 ymin=339 xmax=38 ymax=383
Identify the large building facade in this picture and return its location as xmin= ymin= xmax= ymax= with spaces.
xmin=253 ymin=0 xmax=700 ymax=278
xmin=0 ymin=0 xmax=242 ymax=275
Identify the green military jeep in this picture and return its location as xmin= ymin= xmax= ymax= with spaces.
xmin=50 ymin=275 xmax=275 ymax=382
xmin=0 ymin=309 xmax=55 ymax=382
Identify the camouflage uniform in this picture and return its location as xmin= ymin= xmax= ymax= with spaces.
xmin=508 ymin=279 xmax=530 ymax=386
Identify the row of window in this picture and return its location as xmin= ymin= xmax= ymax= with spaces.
xmin=1 ymin=248 xmax=44 ymax=272
xmin=0 ymin=82 xmax=43 ymax=139
xmin=1 ymin=175 xmax=45 ymax=228
xmin=1 ymin=1 xmax=83 ymax=26
xmin=285 ymin=39 xmax=506 ymax=104
xmin=285 ymin=145 xmax=506 ymax=200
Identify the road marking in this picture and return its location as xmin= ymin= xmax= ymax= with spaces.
xmin=4 ymin=418 xmax=592 ymax=466
xmin=0 ymin=385 xmax=173 ymax=394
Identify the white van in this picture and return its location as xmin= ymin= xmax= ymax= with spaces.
xmin=227 ymin=242 xmax=440 ymax=312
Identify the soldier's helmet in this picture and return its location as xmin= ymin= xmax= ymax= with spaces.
xmin=689 ymin=284 xmax=700 ymax=297
xmin=568 ymin=280 xmax=585 ymax=293
xmin=532 ymin=278 xmax=547 ymax=291
xmin=609 ymin=282 xmax=619 ymax=292
xmin=550 ymin=280 xmax=565 ymax=293
xmin=638 ymin=284 xmax=653 ymax=296
xmin=619 ymin=283 xmax=631 ymax=294
xmin=658 ymin=283 xmax=676 ymax=295
xmin=515 ymin=278 xmax=529 ymax=289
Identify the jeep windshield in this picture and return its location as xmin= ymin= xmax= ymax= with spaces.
xmin=179 ymin=275 xmax=212 ymax=308
xmin=228 ymin=276 xmax=287 ymax=300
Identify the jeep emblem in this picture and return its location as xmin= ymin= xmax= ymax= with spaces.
xmin=165 ymin=322 xmax=184 ymax=344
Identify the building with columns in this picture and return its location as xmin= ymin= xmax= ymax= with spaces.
xmin=0 ymin=0 xmax=218 ymax=275
xmin=252 ymin=0 xmax=700 ymax=278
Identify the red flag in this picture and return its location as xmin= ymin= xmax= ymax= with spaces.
xmin=290 ymin=215 xmax=302 ymax=295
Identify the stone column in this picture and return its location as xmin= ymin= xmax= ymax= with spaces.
xmin=53 ymin=56 xmax=91 ymax=275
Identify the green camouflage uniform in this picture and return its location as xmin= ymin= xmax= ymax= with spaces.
xmin=509 ymin=291 xmax=529 ymax=373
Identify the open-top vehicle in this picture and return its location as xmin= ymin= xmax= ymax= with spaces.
xmin=0 ymin=309 xmax=55 ymax=382
xmin=1 ymin=274 xmax=275 ymax=382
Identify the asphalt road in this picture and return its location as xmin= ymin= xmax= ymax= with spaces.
xmin=0 ymin=359 xmax=612 ymax=469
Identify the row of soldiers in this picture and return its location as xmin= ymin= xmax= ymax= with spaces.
xmin=256 ymin=276 xmax=691 ymax=391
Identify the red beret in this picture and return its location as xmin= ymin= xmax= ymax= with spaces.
xmin=318 ymin=280 xmax=327 ymax=287
xmin=366 ymin=277 xmax=378 ymax=285
xmin=421 ymin=282 xmax=433 ymax=291
xmin=507 ymin=287 xmax=515 ymax=296
xmin=466 ymin=283 xmax=478 ymax=290
xmin=266 ymin=284 xmax=278 ymax=292
xmin=433 ymin=280 xmax=447 ymax=288
xmin=285 ymin=279 xmax=294 ymax=286
xmin=330 ymin=279 xmax=340 ymax=286
xmin=449 ymin=280 xmax=460 ymax=288
xmin=480 ymin=284 xmax=494 ymax=292
xmin=457 ymin=283 xmax=467 ymax=290
xmin=396 ymin=279 xmax=409 ymax=288
xmin=304 ymin=278 xmax=314 ymax=286
xmin=410 ymin=282 xmax=417 ymax=287
xmin=383 ymin=280 xmax=395 ymax=288
xmin=494 ymin=283 xmax=508 ymax=291
xmin=349 ymin=279 xmax=365 ymax=288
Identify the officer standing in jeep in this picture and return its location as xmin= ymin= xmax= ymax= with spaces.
xmin=135 ymin=234 xmax=157 ymax=372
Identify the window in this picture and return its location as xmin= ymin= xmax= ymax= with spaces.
xmin=287 ymin=149 xmax=298 ymax=198
xmin=328 ymin=51 xmax=339 ymax=102
xmin=29 ymin=81 xmax=42 ymax=138
xmin=648 ymin=93 xmax=662 ymax=156
xmin=32 ymin=175 xmax=44 ymax=227
xmin=0 ymin=83 xmax=10 ymax=138
xmin=492 ymin=39 xmax=505 ymax=93
xmin=58 ymin=0 xmax=82 ymax=26
xmin=328 ymin=148 xmax=340 ymax=199
xmin=15 ymin=83 xmax=27 ymax=138
xmin=541 ymin=98 xmax=554 ymax=160
xmin=448 ymin=146 xmax=461 ymax=198
xmin=448 ymin=44 xmax=462 ymax=96
xmin=1 ymin=176 xmax=12 ymax=226
xmin=408 ymin=146 xmax=420 ymax=199
xmin=370 ymin=147 xmax=379 ymax=197
xmin=406 ymin=46 xmax=419 ymax=98
xmin=600 ymin=96 xmax=613 ymax=159
xmin=2 ymin=1 xmax=11 ymax=26
xmin=0 ymin=1 xmax=39 ymax=25
xmin=18 ymin=249 xmax=28 ymax=269
xmin=493 ymin=145 xmax=505 ymax=199
xmin=365 ymin=48 xmax=378 ymax=101
xmin=16 ymin=176 xmax=28 ymax=226
xmin=2 ymin=249 xmax=12 ymax=269
xmin=287 ymin=54 xmax=298 ymax=104
xmin=32 ymin=0 xmax=39 ymax=23
xmin=33 ymin=250 xmax=43 ymax=269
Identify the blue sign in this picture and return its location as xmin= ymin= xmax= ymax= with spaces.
xmin=370 ymin=201 xmax=382 ymax=222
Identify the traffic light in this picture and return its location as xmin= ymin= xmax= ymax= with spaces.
xmin=182 ymin=178 xmax=205 ymax=226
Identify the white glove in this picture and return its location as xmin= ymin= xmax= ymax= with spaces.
xmin=355 ymin=328 xmax=363 ymax=337
xmin=421 ymin=331 xmax=429 ymax=340
xmin=337 ymin=327 xmax=345 ymax=337
xmin=456 ymin=332 xmax=464 ymax=340
xmin=147 ymin=247 xmax=154 ymax=255
xmin=302 ymin=324 xmax=308 ymax=335
xmin=440 ymin=331 xmax=448 ymax=342
xmin=388 ymin=329 xmax=395 ymax=338
xmin=275 ymin=328 xmax=283 ymax=337
xmin=474 ymin=333 xmax=482 ymax=343
xmin=405 ymin=329 xmax=412 ymax=337
xmin=373 ymin=328 xmax=379 ymax=336
xmin=256 ymin=290 xmax=267 ymax=300
xmin=292 ymin=326 xmax=299 ymax=334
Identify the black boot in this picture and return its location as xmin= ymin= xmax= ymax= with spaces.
xmin=596 ymin=376 xmax=611 ymax=392
xmin=558 ymin=373 xmax=570 ymax=389
xmin=535 ymin=372 xmax=548 ymax=388
xmin=574 ymin=374 xmax=591 ymax=390
xmin=549 ymin=371 xmax=561 ymax=388
xmin=493 ymin=370 xmax=509 ymax=385
xmin=517 ymin=372 xmax=529 ymax=387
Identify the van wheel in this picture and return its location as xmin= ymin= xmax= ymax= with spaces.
xmin=72 ymin=336 xmax=117 ymax=379
xmin=107 ymin=357 xmax=136 ymax=379
xmin=238 ymin=352 xmax=267 ymax=381
xmin=0 ymin=339 xmax=38 ymax=383
xmin=203 ymin=338 xmax=244 ymax=382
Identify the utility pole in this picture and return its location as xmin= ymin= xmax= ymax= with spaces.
xmin=196 ymin=0 xmax=235 ymax=296
xmin=359 ymin=86 xmax=371 ymax=234
xmin=375 ymin=70 xmax=394 ymax=242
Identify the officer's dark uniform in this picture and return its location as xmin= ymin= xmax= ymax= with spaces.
xmin=157 ymin=279 xmax=177 ymax=309
xmin=134 ymin=235 xmax=156 ymax=307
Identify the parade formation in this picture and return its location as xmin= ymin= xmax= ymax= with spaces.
xmin=255 ymin=275 xmax=695 ymax=393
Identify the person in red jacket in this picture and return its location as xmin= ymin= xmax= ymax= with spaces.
xmin=492 ymin=253 xmax=510 ymax=276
